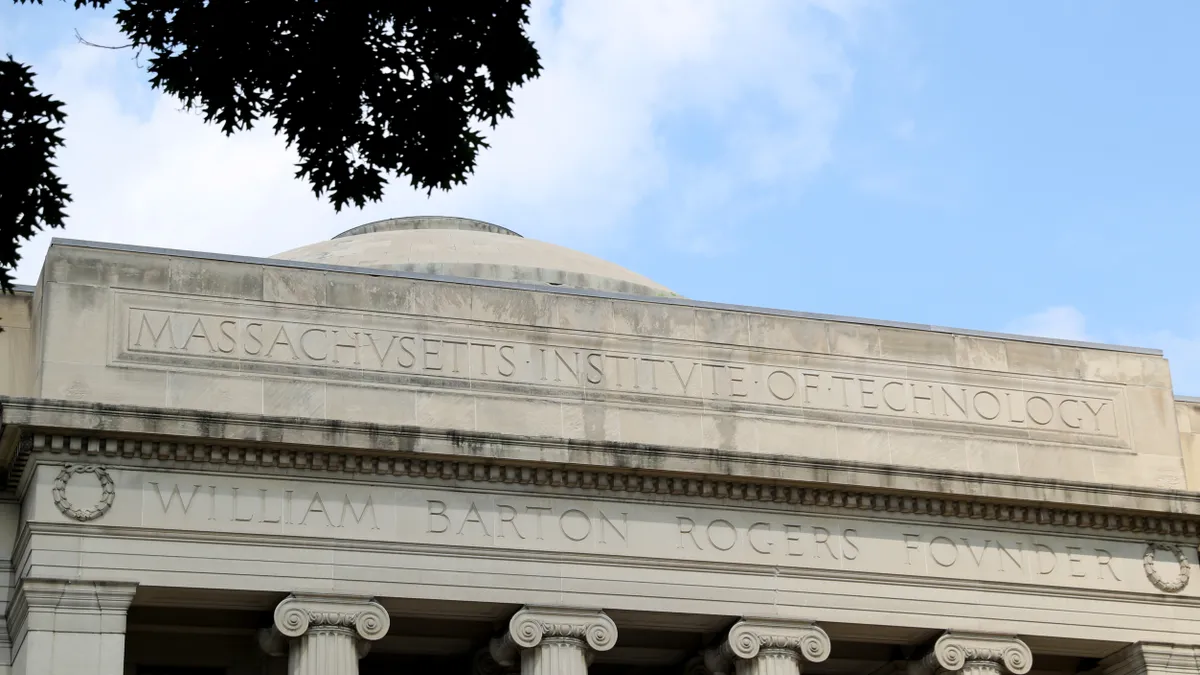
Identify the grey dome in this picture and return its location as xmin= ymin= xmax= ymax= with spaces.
xmin=272 ymin=216 xmax=677 ymax=297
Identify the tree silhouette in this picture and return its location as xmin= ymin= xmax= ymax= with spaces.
xmin=0 ymin=0 xmax=542 ymax=289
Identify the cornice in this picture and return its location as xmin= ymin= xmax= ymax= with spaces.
xmin=4 ymin=397 xmax=1200 ymax=538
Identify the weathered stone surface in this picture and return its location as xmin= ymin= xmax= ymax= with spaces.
xmin=5 ymin=228 xmax=1200 ymax=674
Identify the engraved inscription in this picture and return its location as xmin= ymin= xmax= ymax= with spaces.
xmin=121 ymin=305 xmax=1121 ymax=438
xmin=126 ymin=474 xmax=1191 ymax=595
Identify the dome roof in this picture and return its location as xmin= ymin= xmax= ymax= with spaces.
xmin=272 ymin=216 xmax=677 ymax=297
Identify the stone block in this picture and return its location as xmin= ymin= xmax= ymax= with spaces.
xmin=561 ymin=403 xmax=621 ymax=442
xmin=475 ymin=397 xmax=562 ymax=438
xmin=39 ymin=362 xmax=168 ymax=407
xmin=325 ymin=384 xmax=417 ymax=426
xmin=263 ymin=378 xmax=327 ymax=419
xmin=834 ymin=426 xmax=891 ymax=465
xmin=700 ymin=413 xmax=757 ymax=452
xmin=43 ymin=244 xmax=170 ymax=290
xmin=747 ymin=314 xmax=829 ymax=354
xmin=826 ymin=323 xmax=881 ymax=359
xmin=1125 ymin=386 xmax=1182 ymax=456
xmin=1015 ymin=444 xmax=1096 ymax=482
xmin=617 ymin=408 xmax=702 ymax=447
xmin=878 ymin=328 xmax=956 ymax=367
xmin=612 ymin=301 xmax=695 ymax=340
xmin=1003 ymin=341 xmax=1084 ymax=380
xmin=954 ymin=335 xmax=1008 ymax=372
xmin=263 ymin=266 xmax=327 ymax=306
xmin=470 ymin=285 xmax=555 ymax=327
xmin=964 ymin=438 xmax=1021 ymax=475
xmin=888 ymin=431 xmax=970 ymax=473
xmin=166 ymin=372 xmax=264 ymax=414
xmin=695 ymin=309 xmax=750 ymax=347
xmin=168 ymin=257 xmax=263 ymax=300
xmin=38 ymin=283 xmax=110 ymax=367
xmin=1091 ymin=451 xmax=1185 ymax=490
xmin=754 ymin=420 xmax=838 ymax=460
xmin=1081 ymin=350 xmax=1174 ymax=388
xmin=553 ymin=295 xmax=615 ymax=334
xmin=415 ymin=392 xmax=477 ymax=430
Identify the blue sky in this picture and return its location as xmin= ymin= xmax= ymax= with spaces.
xmin=5 ymin=1 xmax=1200 ymax=392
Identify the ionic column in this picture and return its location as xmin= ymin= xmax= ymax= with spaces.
xmin=268 ymin=594 xmax=390 ymax=675
xmin=909 ymin=632 xmax=1032 ymax=675
xmin=704 ymin=618 xmax=831 ymax=675
xmin=489 ymin=606 xmax=618 ymax=675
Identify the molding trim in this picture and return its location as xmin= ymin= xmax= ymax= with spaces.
xmin=14 ymin=427 xmax=1200 ymax=540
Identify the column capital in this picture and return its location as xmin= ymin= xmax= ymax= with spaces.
xmin=490 ymin=606 xmax=617 ymax=665
xmin=705 ymin=618 xmax=831 ymax=674
xmin=911 ymin=632 xmax=1032 ymax=675
xmin=272 ymin=593 xmax=390 ymax=642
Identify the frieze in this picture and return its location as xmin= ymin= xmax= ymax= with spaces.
xmin=110 ymin=293 xmax=1128 ymax=446
xmin=24 ymin=461 xmax=1200 ymax=596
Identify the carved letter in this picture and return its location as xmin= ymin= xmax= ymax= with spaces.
xmin=457 ymin=502 xmax=491 ymax=536
xmin=748 ymin=522 xmax=773 ymax=554
xmin=903 ymin=533 xmax=921 ymax=565
xmin=678 ymin=517 xmax=702 ymax=550
xmin=299 ymin=492 xmax=333 ymax=526
xmin=767 ymin=370 xmax=797 ymax=401
xmin=842 ymin=528 xmax=860 ymax=560
xmin=813 ymin=527 xmax=839 ymax=559
xmin=1034 ymin=543 xmax=1057 ymax=574
xmin=706 ymin=519 xmax=737 ymax=552
xmin=929 ymin=536 xmax=958 ymax=567
xmin=150 ymin=483 xmax=202 ymax=514
xmin=599 ymin=511 xmax=628 ymax=544
xmin=559 ymin=509 xmax=592 ymax=542
xmin=427 ymin=500 xmax=451 ymax=534
xmin=339 ymin=494 xmax=379 ymax=530
xmin=497 ymin=504 xmax=524 ymax=539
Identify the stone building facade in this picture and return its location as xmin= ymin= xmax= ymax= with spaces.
xmin=0 ymin=216 xmax=1198 ymax=675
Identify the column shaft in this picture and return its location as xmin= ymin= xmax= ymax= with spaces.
xmin=522 ymin=637 xmax=590 ymax=675
xmin=288 ymin=628 xmax=360 ymax=675
xmin=736 ymin=649 xmax=803 ymax=675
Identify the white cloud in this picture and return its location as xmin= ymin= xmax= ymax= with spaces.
xmin=12 ymin=0 xmax=866 ymax=284
xmin=1004 ymin=306 xmax=1092 ymax=343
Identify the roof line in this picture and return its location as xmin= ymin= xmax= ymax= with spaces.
xmin=45 ymin=237 xmax=1163 ymax=356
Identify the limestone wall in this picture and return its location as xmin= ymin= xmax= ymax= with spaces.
xmin=0 ymin=290 xmax=34 ymax=398
xmin=28 ymin=240 xmax=1188 ymax=491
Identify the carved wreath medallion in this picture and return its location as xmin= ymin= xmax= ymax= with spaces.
xmin=51 ymin=465 xmax=115 ymax=522
xmin=1143 ymin=542 xmax=1191 ymax=593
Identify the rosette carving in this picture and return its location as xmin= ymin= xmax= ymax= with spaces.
xmin=705 ymin=618 xmax=830 ymax=674
xmin=272 ymin=594 xmax=390 ymax=641
xmin=912 ymin=632 xmax=1032 ymax=675
xmin=491 ymin=606 xmax=618 ymax=666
